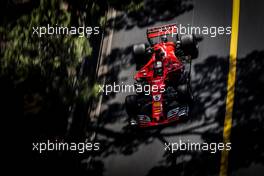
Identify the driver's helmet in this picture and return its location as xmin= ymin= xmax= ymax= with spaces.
xmin=154 ymin=61 xmax=163 ymax=76
xmin=161 ymin=35 xmax=168 ymax=42
xmin=155 ymin=48 xmax=165 ymax=60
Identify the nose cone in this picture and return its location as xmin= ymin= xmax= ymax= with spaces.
xmin=152 ymin=94 xmax=163 ymax=121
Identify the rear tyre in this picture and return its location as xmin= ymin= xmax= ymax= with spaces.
xmin=133 ymin=44 xmax=149 ymax=70
xmin=133 ymin=44 xmax=145 ymax=56
xmin=180 ymin=34 xmax=199 ymax=59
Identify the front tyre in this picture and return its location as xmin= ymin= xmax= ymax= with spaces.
xmin=125 ymin=95 xmax=138 ymax=126
xmin=177 ymin=82 xmax=194 ymax=104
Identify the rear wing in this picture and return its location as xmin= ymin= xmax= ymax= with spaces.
xmin=146 ymin=23 xmax=177 ymax=39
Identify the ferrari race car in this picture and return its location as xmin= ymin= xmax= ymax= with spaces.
xmin=125 ymin=23 xmax=198 ymax=128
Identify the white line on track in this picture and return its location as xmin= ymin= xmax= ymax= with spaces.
xmin=90 ymin=8 xmax=116 ymax=120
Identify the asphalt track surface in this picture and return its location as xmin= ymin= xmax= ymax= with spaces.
xmin=92 ymin=0 xmax=264 ymax=176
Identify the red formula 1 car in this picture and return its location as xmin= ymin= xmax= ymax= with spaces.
xmin=125 ymin=23 xmax=198 ymax=128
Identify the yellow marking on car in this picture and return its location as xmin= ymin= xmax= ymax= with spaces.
xmin=220 ymin=0 xmax=240 ymax=176
xmin=154 ymin=109 xmax=161 ymax=113
xmin=153 ymin=102 xmax=161 ymax=107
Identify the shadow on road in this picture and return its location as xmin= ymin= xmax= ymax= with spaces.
xmin=229 ymin=50 xmax=264 ymax=174
xmin=106 ymin=0 xmax=193 ymax=33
